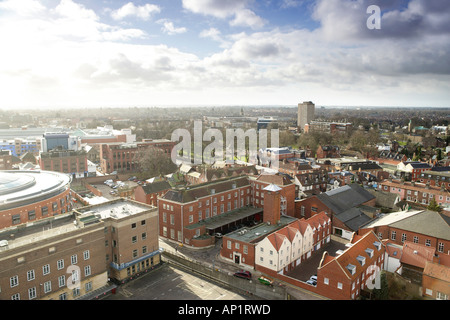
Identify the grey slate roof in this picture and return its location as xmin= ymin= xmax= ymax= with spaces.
xmin=140 ymin=180 xmax=171 ymax=194
xmin=389 ymin=210 xmax=450 ymax=241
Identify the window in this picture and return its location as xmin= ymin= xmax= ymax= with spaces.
xmin=131 ymin=223 xmax=136 ymax=229
xmin=346 ymin=264 xmax=356 ymax=275
xmin=142 ymin=232 xmax=147 ymax=240
xmin=402 ymin=233 xmax=406 ymax=242
xmin=84 ymin=265 xmax=91 ymax=277
xmin=227 ymin=241 xmax=231 ymax=249
xmin=132 ymin=236 xmax=137 ymax=243
xmin=83 ymin=250 xmax=90 ymax=260
xmin=85 ymin=282 xmax=93 ymax=292
xmin=170 ymin=214 xmax=174 ymax=225
xmin=357 ymin=255 xmax=366 ymax=266
xmin=71 ymin=254 xmax=78 ymax=265
xmin=324 ymin=278 xmax=329 ymax=285
xmin=58 ymin=275 xmax=66 ymax=287
xmin=133 ymin=250 xmax=138 ymax=258
xmin=28 ymin=287 xmax=37 ymax=300
xmin=59 ymin=292 xmax=67 ymax=300
xmin=425 ymin=239 xmax=431 ymax=247
xmin=57 ymin=259 xmax=64 ymax=270
xmin=42 ymin=206 xmax=48 ymax=216
xmin=27 ymin=270 xmax=35 ymax=281
xmin=43 ymin=281 xmax=52 ymax=293
xmin=28 ymin=210 xmax=36 ymax=221
xmin=42 ymin=264 xmax=50 ymax=276
xmin=9 ymin=276 xmax=19 ymax=288
xmin=189 ymin=215 xmax=193 ymax=223
xmin=438 ymin=242 xmax=444 ymax=253
xmin=141 ymin=220 xmax=146 ymax=226
xmin=391 ymin=231 xmax=396 ymax=240
xmin=337 ymin=282 xmax=343 ymax=290
xmin=11 ymin=293 xmax=20 ymax=300
xmin=12 ymin=214 xmax=21 ymax=225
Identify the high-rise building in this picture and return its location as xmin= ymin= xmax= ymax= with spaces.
xmin=297 ymin=101 xmax=315 ymax=131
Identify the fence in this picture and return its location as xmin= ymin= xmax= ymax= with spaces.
xmin=161 ymin=250 xmax=287 ymax=300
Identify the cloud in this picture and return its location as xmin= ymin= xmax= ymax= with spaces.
xmin=159 ymin=20 xmax=187 ymax=35
xmin=111 ymin=2 xmax=161 ymax=21
xmin=182 ymin=0 xmax=265 ymax=29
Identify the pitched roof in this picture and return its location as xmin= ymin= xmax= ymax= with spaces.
xmin=317 ymin=184 xmax=375 ymax=215
xmin=400 ymin=241 xmax=436 ymax=269
xmin=319 ymin=231 xmax=384 ymax=280
xmin=423 ymin=260 xmax=450 ymax=283
xmin=140 ymin=180 xmax=171 ymax=195
xmin=256 ymin=173 xmax=292 ymax=186
xmin=389 ymin=210 xmax=450 ymax=241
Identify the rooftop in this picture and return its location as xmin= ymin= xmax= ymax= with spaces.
xmin=225 ymin=214 xmax=297 ymax=243
xmin=75 ymin=198 xmax=157 ymax=220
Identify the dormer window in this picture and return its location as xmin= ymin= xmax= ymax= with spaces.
xmin=373 ymin=241 xmax=381 ymax=251
xmin=365 ymin=248 xmax=374 ymax=258
xmin=346 ymin=264 xmax=356 ymax=275
xmin=356 ymin=255 xmax=366 ymax=266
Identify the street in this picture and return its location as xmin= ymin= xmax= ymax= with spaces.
xmin=104 ymin=263 xmax=251 ymax=300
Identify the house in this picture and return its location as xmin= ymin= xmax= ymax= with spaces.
xmin=134 ymin=180 xmax=171 ymax=206
xmin=296 ymin=184 xmax=376 ymax=239
xmin=294 ymin=171 xmax=328 ymax=198
xmin=367 ymin=189 xmax=401 ymax=212
xmin=378 ymin=179 xmax=450 ymax=209
xmin=316 ymin=145 xmax=340 ymax=159
xmin=396 ymin=161 xmax=432 ymax=181
xmin=316 ymin=231 xmax=385 ymax=300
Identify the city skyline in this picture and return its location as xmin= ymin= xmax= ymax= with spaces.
xmin=0 ymin=0 xmax=449 ymax=109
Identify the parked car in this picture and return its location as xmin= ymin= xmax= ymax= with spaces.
xmin=310 ymin=275 xmax=317 ymax=281
xmin=258 ymin=276 xmax=273 ymax=286
xmin=306 ymin=279 xmax=317 ymax=286
xmin=233 ymin=270 xmax=252 ymax=280
xmin=214 ymin=233 xmax=223 ymax=238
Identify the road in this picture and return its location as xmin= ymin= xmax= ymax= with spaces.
xmin=104 ymin=263 xmax=251 ymax=300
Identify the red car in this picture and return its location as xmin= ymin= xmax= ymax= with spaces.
xmin=233 ymin=270 xmax=252 ymax=280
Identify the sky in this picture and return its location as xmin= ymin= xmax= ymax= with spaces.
xmin=0 ymin=0 xmax=449 ymax=109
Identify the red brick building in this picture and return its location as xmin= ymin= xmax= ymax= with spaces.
xmin=422 ymin=254 xmax=450 ymax=300
xmin=251 ymin=173 xmax=296 ymax=217
xmin=359 ymin=209 xmax=450 ymax=255
xmin=100 ymin=139 xmax=176 ymax=174
xmin=158 ymin=176 xmax=255 ymax=247
xmin=316 ymin=231 xmax=385 ymax=300
xmin=316 ymin=145 xmax=340 ymax=159
xmin=134 ymin=180 xmax=171 ymax=206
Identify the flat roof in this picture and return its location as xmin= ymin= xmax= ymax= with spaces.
xmin=76 ymin=198 xmax=157 ymax=220
xmin=226 ymin=215 xmax=298 ymax=243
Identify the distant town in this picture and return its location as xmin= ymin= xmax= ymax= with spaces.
xmin=0 ymin=102 xmax=449 ymax=301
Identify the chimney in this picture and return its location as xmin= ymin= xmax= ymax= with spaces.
xmin=262 ymin=184 xmax=282 ymax=225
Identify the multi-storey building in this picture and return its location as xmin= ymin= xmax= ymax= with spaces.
xmin=304 ymin=121 xmax=352 ymax=135
xmin=0 ymin=170 xmax=72 ymax=230
xmin=294 ymin=171 xmax=328 ymax=198
xmin=73 ymin=198 xmax=161 ymax=283
xmin=396 ymin=161 xmax=432 ymax=181
xmin=0 ymin=212 xmax=110 ymax=300
xmin=378 ymin=179 xmax=450 ymax=208
xmin=297 ymin=101 xmax=315 ymax=131
xmin=220 ymin=184 xmax=330 ymax=273
xmin=100 ymin=139 xmax=176 ymax=174
xmin=359 ymin=209 xmax=450 ymax=255
xmin=316 ymin=231 xmax=385 ymax=300
xmin=159 ymin=176 xmax=255 ymax=247
xmin=39 ymin=149 xmax=88 ymax=179
xmin=416 ymin=170 xmax=450 ymax=189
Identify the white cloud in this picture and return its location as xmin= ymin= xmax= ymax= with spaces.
xmin=111 ymin=2 xmax=161 ymax=21
xmin=182 ymin=0 xmax=265 ymax=29
xmin=160 ymin=20 xmax=187 ymax=35
xmin=0 ymin=0 xmax=46 ymax=17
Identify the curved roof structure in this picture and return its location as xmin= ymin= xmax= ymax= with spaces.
xmin=0 ymin=170 xmax=71 ymax=210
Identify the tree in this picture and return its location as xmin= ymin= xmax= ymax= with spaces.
xmin=134 ymin=147 xmax=177 ymax=179
xmin=427 ymin=197 xmax=442 ymax=212
xmin=372 ymin=271 xmax=389 ymax=300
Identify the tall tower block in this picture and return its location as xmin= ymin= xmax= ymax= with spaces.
xmin=297 ymin=101 xmax=315 ymax=131
xmin=263 ymin=184 xmax=282 ymax=225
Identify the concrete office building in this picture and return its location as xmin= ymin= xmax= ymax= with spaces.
xmin=297 ymin=101 xmax=315 ymax=131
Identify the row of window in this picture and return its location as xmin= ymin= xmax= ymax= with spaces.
xmin=389 ymin=231 xmax=445 ymax=252
xmin=11 ymin=196 xmax=72 ymax=225
xmin=9 ymin=251 xmax=90 ymax=289
xmin=11 ymin=280 xmax=95 ymax=300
